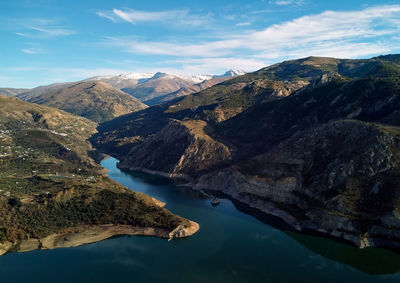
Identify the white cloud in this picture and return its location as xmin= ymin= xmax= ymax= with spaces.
xmin=104 ymin=5 xmax=400 ymax=64
xmin=97 ymin=8 xmax=213 ymax=27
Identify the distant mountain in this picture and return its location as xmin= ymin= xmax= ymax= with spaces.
xmin=18 ymin=81 xmax=148 ymax=122
xmin=92 ymin=54 xmax=400 ymax=251
xmin=0 ymin=87 xmax=31 ymax=97
xmin=86 ymin=70 xmax=246 ymax=106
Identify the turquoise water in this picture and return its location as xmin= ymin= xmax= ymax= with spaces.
xmin=1 ymin=157 xmax=400 ymax=282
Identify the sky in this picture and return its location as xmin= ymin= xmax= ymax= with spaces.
xmin=1 ymin=0 xmax=400 ymax=88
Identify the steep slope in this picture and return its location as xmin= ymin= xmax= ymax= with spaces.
xmin=195 ymin=120 xmax=400 ymax=248
xmin=0 ymin=95 xmax=197 ymax=254
xmin=20 ymin=81 xmax=148 ymax=122
xmin=118 ymin=119 xmax=231 ymax=177
xmin=217 ymin=77 xmax=400 ymax=159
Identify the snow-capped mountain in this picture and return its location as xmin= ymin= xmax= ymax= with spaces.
xmin=85 ymin=73 xmax=155 ymax=89
xmin=83 ymin=69 xmax=246 ymax=105
xmin=186 ymin=74 xmax=214 ymax=83
xmin=218 ymin=69 xmax=246 ymax=78
xmin=178 ymin=70 xmax=246 ymax=83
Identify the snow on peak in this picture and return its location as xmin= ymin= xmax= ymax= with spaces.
xmin=188 ymin=74 xmax=214 ymax=83
xmin=86 ymin=72 xmax=154 ymax=82
xmin=84 ymin=69 xmax=246 ymax=85
xmin=221 ymin=69 xmax=246 ymax=77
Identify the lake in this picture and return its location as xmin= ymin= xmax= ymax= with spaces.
xmin=1 ymin=157 xmax=400 ymax=282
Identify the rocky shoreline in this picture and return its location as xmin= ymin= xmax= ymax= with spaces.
xmin=118 ymin=164 xmax=400 ymax=252
xmin=191 ymin=169 xmax=400 ymax=251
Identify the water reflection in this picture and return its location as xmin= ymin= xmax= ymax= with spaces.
xmin=285 ymin=231 xmax=400 ymax=275
xmin=117 ymin=159 xmax=400 ymax=276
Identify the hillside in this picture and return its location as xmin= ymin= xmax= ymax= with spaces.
xmin=0 ymin=88 xmax=30 ymax=97
xmin=19 ymin=81 xmax=148 ymax=123
xmin=0 ymin=95 xmax=196 ymax=254
xmin=92 ymin=54 xmax=400 ymax=251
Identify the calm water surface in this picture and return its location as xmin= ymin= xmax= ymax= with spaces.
xmin=1 ymin=157 xmax=400 ymax=282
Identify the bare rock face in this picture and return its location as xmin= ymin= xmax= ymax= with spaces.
xmin=194 ymin=120 xmax=400 ymax=249
xmin=118 ymin=119 xmax=231 ymax=177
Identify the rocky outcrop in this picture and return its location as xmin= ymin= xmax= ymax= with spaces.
xmin=118 ymin=119 xmax=231 ymax=177
xmin=168 ymin=221 xmax=200 ymax=241
xmin=194 ymin=120 xmax=400 ymax=249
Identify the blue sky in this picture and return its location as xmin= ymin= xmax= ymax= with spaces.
xmin=1 ymin=0 xmax=400 ymax=88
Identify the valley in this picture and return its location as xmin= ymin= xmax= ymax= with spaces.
xmin=1 ymin=54 xmax=400 ymax=259
xmin=91 ymin=54 xmax=400 ymax=251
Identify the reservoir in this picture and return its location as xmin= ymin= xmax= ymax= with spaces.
xmin=1 ymin=157 xmax=400 ymax=282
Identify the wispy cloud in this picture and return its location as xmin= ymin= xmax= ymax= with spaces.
xmin=269 ymin=0 xmax=306 ymax=6
xmin=12 ymin=18 xmax=75 ymax=38
xmin=21 ymin=48 xmax=41 ymax=54
xmin=103 ymin=5 xmax=400 ymax=64
xmin=20 ymin=42 xmax=45 ymax=55
xmin=97 ymin=8 xmax=213 ymax=27
xmin=16 ymin=32 xmax=28 ymax=37
xmin=236 ymin=22 xmax=251 ymax=26
xmin=27 ymin=26 xmax=75 ymax=37
xmin=96 ymin=11 xmax=117 ymax=22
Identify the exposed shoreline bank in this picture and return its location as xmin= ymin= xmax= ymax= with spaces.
xmin=0 ymin=220 xmax=200 ymax=256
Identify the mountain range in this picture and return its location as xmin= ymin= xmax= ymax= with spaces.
xmin=91 ymin=54 xmax=400 ymax=251
xmin=0 ymin=69 xmax=245 ymax=123
xmin=87 ymin=69 xmax=246 ymax=105
xmin=3 ymin=54 xmax=400 ymax=252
